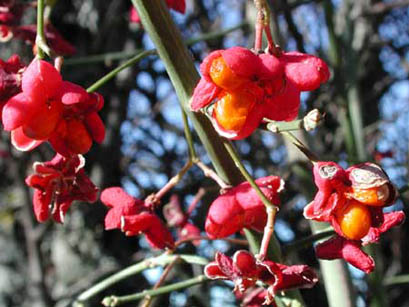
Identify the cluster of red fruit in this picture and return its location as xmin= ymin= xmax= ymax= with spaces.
xmin=191 ymin=47 xmax=329 ymax=139
xmin=0 ymin=56 xmax=104 ymax=222
xmin=304 ymin=162 xmax=405 ymax=273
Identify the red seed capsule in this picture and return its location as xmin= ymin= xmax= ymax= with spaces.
xmin=209 ymin=57 xmax=248 ymax=90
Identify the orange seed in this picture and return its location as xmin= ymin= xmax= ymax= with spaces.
xmin=336 ymin=200 xmax=371 ymax=240
xmin=209 ymin=57 xmax=247 ymax=90
xmin=214 ymin=91 xmax=254 ymax=132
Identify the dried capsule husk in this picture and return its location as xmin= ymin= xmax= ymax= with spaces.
xmin=347 ymin=162 xmax=398 ymax=206
xmin=347 ymin=163 xmax=389 ymax=189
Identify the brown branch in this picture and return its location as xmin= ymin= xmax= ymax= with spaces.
xmin=365 ymin=0 xmax=409 ymax=15
xmin=140 ymin=256 xmax=181 ymax=307
xmin=280 ymin=0 xmax=306 ymax=52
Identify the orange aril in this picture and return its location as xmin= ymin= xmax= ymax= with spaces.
xmin=350 ymin=184 xmax=390 ymax=206
xmin=214 ymin=91 xmax=254 ymax=132
xmin=209 ymin=57 xmax=248 ymax=90
xmin=336 ymin=200 xmax=371 ymax=240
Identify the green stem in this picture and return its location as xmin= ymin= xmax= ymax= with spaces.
xmin=86 ymin=49 xmax=156 ymax=93
xmin=102 ymin=275 xmax=208 ymax=307
xmin=64 ymin=23 xmax=248 ymax=66
xmin=35 ymin=0 xmax=50 ymax=58
xmin=223 ymin=141 xmax=277 ymax=210
xmin=383 ymin=275 xmax=409 ymax=286
xmin=64 ymin=50 xmax=144 ymax=66
xmin=266 ymin=119 xmax=304 ymax=133
xmin=181 ymin=108 xmax=197 ymax=160
xmin=73 ymin=254 xmax=207 ymax=305
xmin=140 ymin=256 xmax=181 ymax=307
xmin=132 ymin=0 xmax=243 ymax=185
xmin=310 ymin=221 xmax=357 ymax=307
xmin=347 ymin=84 xmax=366 ymax=162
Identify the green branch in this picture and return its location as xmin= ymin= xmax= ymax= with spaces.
xmin=181 ymin=108 xmax=197 ymax=160
xmin=35 ymin=0 xmax=51 ymax=58
xmin=102 ymin=275 xmax=208 ymax=307
xmin=86 ymin=49 xmax=157 ymax=93
xmin=223 ymin=141 xmax=277 ymax=210
xmin=383 ymin=275 xmax=409 ymax=286
xmin=131 ymin=0 xmax=243 ymax=184
xmin=73 ymin=254 xmax=207 ymax=306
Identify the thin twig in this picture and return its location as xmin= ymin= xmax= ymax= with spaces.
xmin=194 ymin=160 xmax=230 ymax=189
xmin=257 ymin=207 xmax=278 ymax=260
xmin=174 ymin=235 xmax=248 ymax=248
xmin=35 ymin=0 xmax=50 ymax=58
xmin=186 ymin=188 xmax=206 ymax=217
xmin=102 ymin=275 xmax=208 ymax=307
xmin=181 ymin=109 xmax=197 ymax=160
xmin=140 ymin=256 xmax=181 ymax=307
xmin=223 ymin=141 xmax=278 ymax=210
xmin=86 ymin=49 xmax=157 ymax=93
xmin=73 ymin=254 xmax=208 ymax=305
xmin=145 ymin=160 xmax=193 ymax=207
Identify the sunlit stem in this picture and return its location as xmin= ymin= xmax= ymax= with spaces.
xmin=181 ymin=109 xmax=198 ymax=160
xmin=384 ymin=274 xmax=409 ymax=286
xmin=73 ymin=254 xmax=208 ymax=306
xmin=194 ymin=160 xmax=230 ymax=189
xmin=265 ymin=109 xmax=324 ymax=133
xmin=35 ymin=0 xmax=51 ymax=59
xmin=223 ymin=141 xmax=278 ymax=210
xmin=54 ymin=56 xmax=63 ymax=72
xmin=254 ymin=0 xmax=266 ymax=51
xmin=266 ymin=119 xmax=304 ymax=133
xmin=254 ymin=15 xmax=264 ymax=51
xmin=145 ymin=160 xmax=193 ymax=207
xmin=186 ymin=188 xmax=206 ymax=217
xmin=102 ymin=275 xmax=208 ymax=307
xmin=254 ymin=0 xmax=280 ymax=55
xmin=262 ymin=3 xmax=281 ymax=55
xmin=257 ymin=206 xmax=277 ymax=261
xmin=180 ymin=99 xmax=229 ymax=189
xmin=140 ymin=256 xmax=181 ymax=307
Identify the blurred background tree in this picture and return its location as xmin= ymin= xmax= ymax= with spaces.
xmin=0 ymin=0 xmax=408 ymax=306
